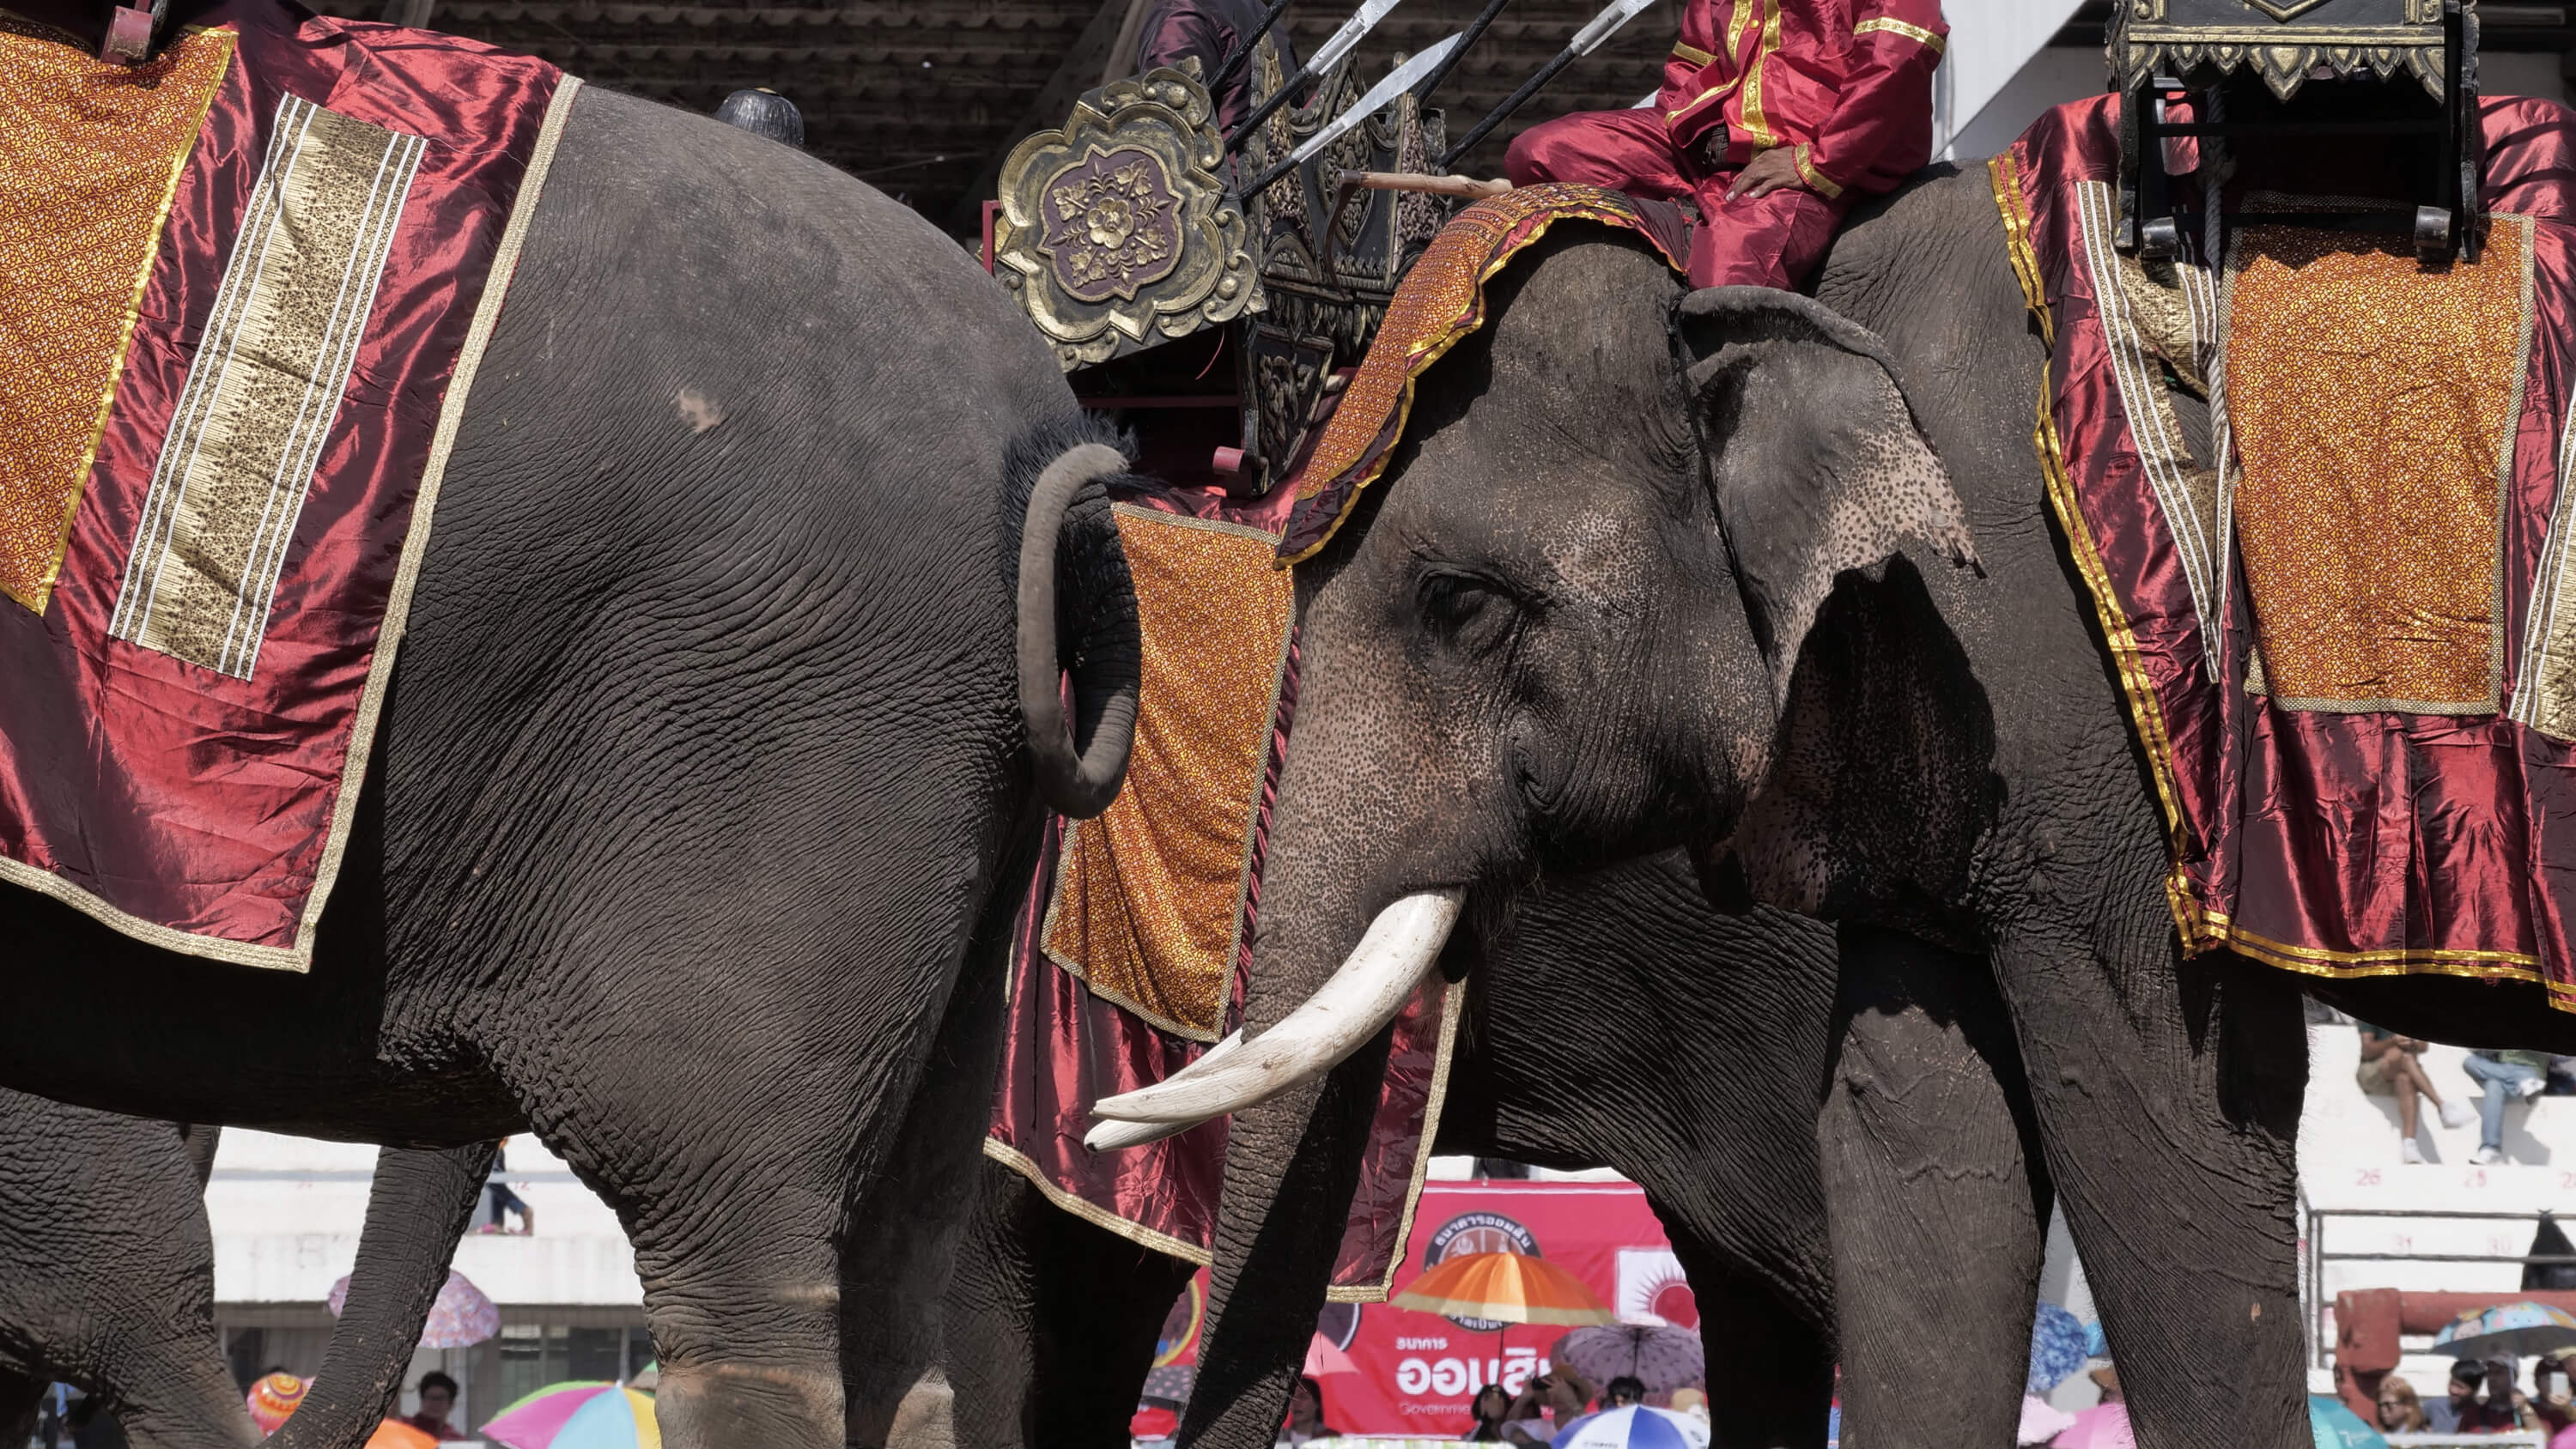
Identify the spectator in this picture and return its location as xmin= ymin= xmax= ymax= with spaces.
xmin=2089 ymin=1365 xmax=2122 ymax=1404
xmin=1280 ymin=1376 xmax=1330 ymax=1446
xmin=2425 ymin=1357 xmax=2520 ymax=1432
xmin=1604 ymin=1376 xmax=1645 ymax=1409
xmin=1503 ymin=1367 xmax=1596 ymax=1445
xmin=2533 ymin=1353 xmax=2576 ymax=1435
xmin=2355 ymin=1023 xmax=2475 ymax=1161
xmin=65 ymin=1396 xmax=125 ymax=1449
xmin=2552 ymin=1056 xmax=2576 ymax=1096
xmin=2375 ymin=1375 xmax=2427 ymax=1432
xmin=1463 ymin=1384 xmax=1512 ymax=1442
xmin=406 ymin=1371 xmax=465 ymax=1441
xmin=2464 ymin=1051 xmax=2553 ymax=1165
xmin=483 ymin=1138 xmax=536 ymax=1235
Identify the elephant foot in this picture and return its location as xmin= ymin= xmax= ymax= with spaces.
xmin=654 ymin=1361 xmax=845 ymax=1449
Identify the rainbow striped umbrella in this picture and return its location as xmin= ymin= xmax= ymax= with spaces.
xmin=481 ymin=1382 xmax=659 ymax=1449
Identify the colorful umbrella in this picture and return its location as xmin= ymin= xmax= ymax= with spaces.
xmin=1552 ymin=1324 xmax=1705 ymax=1392
xmin=482 ymin=1382 xmax=660 ymax=1449
xmin=368 ymin=1421 xmax=437 ymax=1449
xmin=2049 ymin=1402 xmax=2133 ymax=1449
xmin=2019 ymin=1394 xmax=2077 ymax=1446
xmin=1303 ymin=1331 xmax=1358 ymax=1377
xmin=1140 ymin=1363 xmax=1194 ymax=1404
xmin=246 ymin=1372 xmax=307 ymax=1432
xmin=2308 ymin=1394 xmax=2389 ymax=1449
xmin=2433 ymin=1300 xmax=2576 ymax=1359
xmin=325 ymin=1268 xmax=501 ymax=1349
xmin=1393 ymin=1251 xmax=1617 ymax=1327
xmin=1551 ymin=1404 xmax=1711 ymax=1449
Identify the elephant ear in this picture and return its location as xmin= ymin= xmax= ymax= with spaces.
xmin=1673 ymin=287 xmax=1977 ymax=696
xmin=1676 ymin=288 xmax=1990 ymax=931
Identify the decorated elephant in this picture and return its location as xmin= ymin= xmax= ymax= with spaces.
xmin=0 ymin=1096 xmax=483 ymax=1449
xmin=3 ymin=7 xmax=1138 ymax=1447
xmin=1075 ymin=154 xmax=2576 ymax=1449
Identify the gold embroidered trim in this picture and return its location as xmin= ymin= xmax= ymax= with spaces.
xmin=1853 ymin=15 xmax=1944 ymax=50
xmin=2073 ymin=179 xmax=2221 ymax=634
xmin=981 ymin=1136 xmax=1213 ymax=1264
xmin=1665 ymin=79 xmax=1744 ymax=124
xmin=1987 ymin=155 xmax=2052 ymax=346
xmin=1739 ymin=0 xmax=1783 ymax=149
xmin=1671 ymin=39 xmax=1716 ymax=66
xmin=111 ymin=93 xmax=427 ymax=676
xmin=1324 ymin=976 xmax=1466 ymax=1304
xmin=1791 ymin=143 xmax=1840 ymax=198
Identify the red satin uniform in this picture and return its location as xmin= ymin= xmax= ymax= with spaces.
xmin=1505 ymin=0 xmax=1946 ymax=288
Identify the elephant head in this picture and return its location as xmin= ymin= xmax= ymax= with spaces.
xmin=1088 ymin=227 xmax=1983 ymax=1446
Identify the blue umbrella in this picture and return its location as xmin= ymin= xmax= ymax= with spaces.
xmin=2308 ymin=1394 xmax=2389 ymax=1449
xmin=2030 ymin=1302 xmax=2089 ymax=1394
xmin=1551 ymin=1404 xmax=1710 ymax=1449
xmin=2433 ymin=1300 xmax=2576 ymax=1358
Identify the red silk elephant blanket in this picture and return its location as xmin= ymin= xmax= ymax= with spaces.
xmin=1998 ymin=94 xmax=2576 ymax=1009
xmin=0 ymin=1 xmax=572 ymax=969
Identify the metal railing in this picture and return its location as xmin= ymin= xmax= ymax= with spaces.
xmin=2305 ymin=1205 xmax=2576 ymax=1368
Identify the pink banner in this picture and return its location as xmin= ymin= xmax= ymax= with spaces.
xmin=1151 ymin=1181 xmax=1689 ymax=1439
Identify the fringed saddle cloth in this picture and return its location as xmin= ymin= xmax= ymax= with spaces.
xmin=987 ymin=186 xmax=1685 ymax=1294
xmin=0 ymin=0 xmax=574 ymax=968
xmin=1996 ymin=94 xmax=2576 ymax=1009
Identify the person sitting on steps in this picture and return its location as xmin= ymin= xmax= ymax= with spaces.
xmin=2354 ymin=1021 xmax=2474 ymax=1161
xmin=2463 ymin=1049 xmax=2553 ymax=1167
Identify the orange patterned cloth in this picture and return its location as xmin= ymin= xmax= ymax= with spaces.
xmin=2229 ymin=220 xmax=2534 ymax=712
xmin=1044 ymin=505 xmax=1295 ymax=1040
xmin=0 ymin=14 xmax=235 ymax=612
xmin=1276 ymin=183 xmax=1686 ymax=564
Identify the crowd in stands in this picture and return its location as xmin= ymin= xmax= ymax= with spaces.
xmin=2376 ymin=1352 xmax=2576 ymax=1440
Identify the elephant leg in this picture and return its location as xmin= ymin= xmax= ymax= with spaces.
xmin=1661 ymin=1240 xmax=1832 ymax=1449
xmin=1821 ymin=927 xmax=2045 ymax=1449
xmin=938 ymin=1159 xmax=1198 ymax=1449
xmin=1994 ymin=931 xmax=2308 ymax=1449
xmin=843 ymin=815 xmax=1045 ymax=1449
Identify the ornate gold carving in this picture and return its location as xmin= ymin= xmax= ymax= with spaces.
xmin=996 ymin=67 xmax=1260 ymax=370
xmin=2118 ymin=25 xmax=2442 ymax=98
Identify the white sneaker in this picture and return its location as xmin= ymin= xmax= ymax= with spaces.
xmin=2475 ymin=1146 xmax=2507 ymax=1166
xmin=2441 ymin=1100 xmax=2476 ymax=1130
xmin=2521 ymin=1075 xmax=2550 ymax=1100
xmin=2402 ymin=1139 xmax=2427 ymax=1164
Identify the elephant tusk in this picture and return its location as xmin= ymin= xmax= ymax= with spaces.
xmin=1083 ymin=1032 xmax=1245 ymax=1153
xmin=1086 ymin=889 xmax=1463 ymax=1130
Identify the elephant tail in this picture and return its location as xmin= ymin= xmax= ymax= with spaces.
xmin=265 ymin=1143 xmax=495 ymax=1449
xmin=1012 ymin=420 xmax=1141 ymax=820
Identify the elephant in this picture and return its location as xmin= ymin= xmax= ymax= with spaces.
xmin=0 ymin=1093 xmax=486 ymax=1449
xmin=8 ymin=7 xmax=1141 ymax=1447
xmin=932 ymin=849 xmax=2039 ymax=1449
xmin=1072 ymin=161 xmax=2507 ymax=1449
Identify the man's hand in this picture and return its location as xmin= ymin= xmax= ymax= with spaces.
xmin=1725 ymin=145 xmax=1807 ymax=201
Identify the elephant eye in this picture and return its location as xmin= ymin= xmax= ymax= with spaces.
xmin=1415 ymin=570 xmax=1516 ymax=651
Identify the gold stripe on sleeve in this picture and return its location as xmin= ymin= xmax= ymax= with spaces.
xmin=1854 ymin=15 xmax=1946 ymax=51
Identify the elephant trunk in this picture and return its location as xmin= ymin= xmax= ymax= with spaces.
xmin=1086 ymin=890 xmax=1461 ymax=1143
xmin=1017 ymin=440 xmax=1140 ymax=820
xmin=267 ymin=1143 xmax=494 ymax=1449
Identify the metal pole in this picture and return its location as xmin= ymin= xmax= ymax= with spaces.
xmin=1413 ymin=0 xmax=1514 ymax=103
xmin=1437 ymin=47 xmax=1578 ymax=169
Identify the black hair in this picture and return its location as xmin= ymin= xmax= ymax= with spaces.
xmin=418 ymin=1371 xmax=459 ymax=1397
xmin=1607 ymin=1374 xmax=1648 ymax=1404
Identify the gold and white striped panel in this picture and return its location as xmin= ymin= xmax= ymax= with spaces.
xmin=111 ymin=92 xmax=423 ymax=679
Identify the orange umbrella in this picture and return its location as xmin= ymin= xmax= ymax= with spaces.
xmin=366 ymin=1421 xmax=438 ymax=1449
xmin=1392 ymin=1251 xmax=1617 ymax=1327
